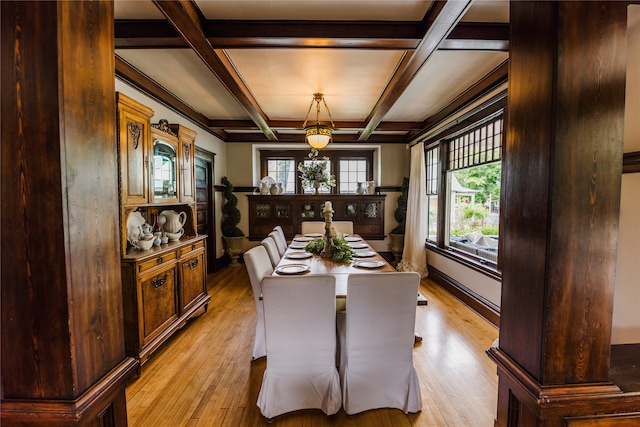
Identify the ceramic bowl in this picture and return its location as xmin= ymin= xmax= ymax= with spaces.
xmin=165 ymin=230 xmax=184 ymax=241
xmin=135 ymin=236 xmax=155 ymax=250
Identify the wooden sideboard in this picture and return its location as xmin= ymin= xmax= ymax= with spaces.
xmin=121 ymin=235 xmax=208 ymax=368
xmin=116 ymin=93 xmax=210 ymax=368
xmin=247 ymin=194 xmax=386 ymax=241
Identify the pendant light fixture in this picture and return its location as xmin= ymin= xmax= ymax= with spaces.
xmin=303 ymin=93 xmax=335 ymax=150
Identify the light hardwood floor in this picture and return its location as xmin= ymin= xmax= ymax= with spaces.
xmin=126 ymin=265 xmax=499 ymax=426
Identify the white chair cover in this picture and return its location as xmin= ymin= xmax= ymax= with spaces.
xmin=268 ymin=231 xmax=287 ymax=257
xmin=272 ymin=225 xmax=288 ymax=248
xmin=301 ymin=221 xmax=353 ymax=235
xmin=338 ymin=272 xmax=422 ymax=415
xmin=242 ymin=245 xmax=273 ymax=360
xmin=257 ymin=275 xmax=341 ymax=420
xmin=260 ymin=236 xmax=281 ymax=268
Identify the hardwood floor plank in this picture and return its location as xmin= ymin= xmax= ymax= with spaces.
xmin=126 ymin=266 xmax=499 ymax=426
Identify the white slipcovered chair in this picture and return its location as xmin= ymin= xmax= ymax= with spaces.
xmin=260 ymin=236 xmax=281 ymax=268
xmin=301 ymin=221 xmax=353 ymax=235
xmin=268 ymin=231 xmax=287 ymax=257
xmin=242 ymin=245 xmax=273 ymax=360
xmin=257 ymin=275 xmax=341 ymax=421
xmin=338 ymin=272 xmax=422 ymax=415
xmin=272 ymin=225 xmax=288 ymax=248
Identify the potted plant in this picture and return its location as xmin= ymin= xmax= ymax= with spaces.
xmin=221 ymin=176 xmax=244 ymax=266
xmin=390 ymin=177 xmax=409 ymax=266
xmin=298 ymin=148 xmax=336 ymax=194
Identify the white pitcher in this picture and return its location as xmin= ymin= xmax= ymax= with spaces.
xmin=160 ymin=210 xmax=186 ymax=233
xmin=367 ymin=181 xmax=376 ymax=195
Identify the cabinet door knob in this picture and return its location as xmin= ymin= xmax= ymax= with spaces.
xmin=156 ymin=257 xmax=163 ymax=264
xmin=188 ymin=259 xmax=199 ymax=270
xmin=152 ymin=273 xmax=167 ymax=288
xmin=192 ymin=244 xmax=196 ymax=251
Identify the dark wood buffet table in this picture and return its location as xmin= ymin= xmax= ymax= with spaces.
xmin=247 ymin=194 xmax=386 ymax=241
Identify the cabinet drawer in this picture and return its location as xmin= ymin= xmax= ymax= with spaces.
xmin=138 ymin=251 xmax=178 ymax=274
xmin=178 ymin=240 xmax=205 ymax=257
xmin=355 ymin=224 xmax=380 ymax=235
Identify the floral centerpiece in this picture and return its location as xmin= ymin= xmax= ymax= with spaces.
xmin=298 ymin=148 xmax=336 ymax=194
xmin=305 ymin=235 xmax=352 ymax=263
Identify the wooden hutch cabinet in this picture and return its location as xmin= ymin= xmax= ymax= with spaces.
xmin=116 ymin=92 xmax=210 ymax=369
xmin=116 ymin=93 xmax=153 ymax=206
xmin=247 ymin=194 xmax=386 ymax=241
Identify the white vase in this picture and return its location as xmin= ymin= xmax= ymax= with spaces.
xmin=356 ymin=182 xmax=365 ymax=195
xmin=367 ymin=181 xmax=376 ymax=195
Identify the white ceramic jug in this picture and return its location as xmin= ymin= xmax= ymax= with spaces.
xmin=367 ymin=181 xmax=376 ymax=195
xmin=160 ymin=210 xmax=187 ymax=233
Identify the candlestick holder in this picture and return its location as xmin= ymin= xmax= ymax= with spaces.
xmin=320 ymin=202 xmax=334 ymax=259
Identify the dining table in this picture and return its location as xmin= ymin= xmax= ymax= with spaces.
xmin=271 ymin=234 xmax=427 ymax=306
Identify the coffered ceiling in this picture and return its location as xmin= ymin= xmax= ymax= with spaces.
xmin=114 ymin=0 xmax=509 ymax=144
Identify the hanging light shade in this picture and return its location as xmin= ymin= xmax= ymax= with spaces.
xmin=303 ymin=93 xmax=335 ymax=150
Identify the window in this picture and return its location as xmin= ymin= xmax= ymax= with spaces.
xmin=266 ymin=159 xmax=296 ymax=193
xmin=260 ymin=150 xmax=373 ymax=194
xmin=424 ymin=113 xmax=504 ymax=267
xmin=425 ymin=146 xmax=439 ymax=242
xmin=339 ymin=159 xmax=368 ymax=193
xmin=446 ymin=117 xmax=502 ymax=264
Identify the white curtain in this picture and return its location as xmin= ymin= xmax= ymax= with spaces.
xmin=397 ymin=142 xmax=428 ymax=277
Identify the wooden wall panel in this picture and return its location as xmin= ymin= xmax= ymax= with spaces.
xmin=499 ymin=0 xmax=556 ymax=382
xmin=545 ymin=1 xmax=626 ymax=385
xmin=490 ymin=1 xmax=632 ymax=425
xmin=1 ymin=0 xmax=75 ymax=399
xmin=2 ymin=1 xmax=134 ymax=424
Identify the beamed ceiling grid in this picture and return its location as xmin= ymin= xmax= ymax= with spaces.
xmin=114 ymin=0 xmax=509 ymax=144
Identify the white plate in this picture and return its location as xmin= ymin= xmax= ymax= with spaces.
xmin=353 ymin=260 xmax=385 ymax=269
xmin=293 ymin=236 xmax=313 ymax=242
xmin=345 ymin=236 xmax=361 ymax=242
xmin=304 ymin=233 xmax=324 ymax=238
xmin=349 ymin=243 xmax=369 ymax=249
xmin=275 ymin=264 xmax=310 ymax=275
xmin=289 ymin=243 xmax=308 ymax=249
xmin=354 ymin=250 xmax=377 ymax=258
xmin=261 ymin=176 xmax=276 ymax=187
xmin=285 ymin=251 xmax=313 ymax=259
xmin=126 ymin=211 xmax=145 ymax=246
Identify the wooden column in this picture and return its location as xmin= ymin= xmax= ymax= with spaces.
xmin=487 ymin=2 xmax=635 ymax=426
xmin=1 ymin=1 xmax=136 ymax=425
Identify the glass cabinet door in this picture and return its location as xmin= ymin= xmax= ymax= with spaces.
xmin=152 ymin=138 xmax=179 ymax=202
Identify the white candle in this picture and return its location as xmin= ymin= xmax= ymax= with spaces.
xmin=325 ymin=201 xmax=332 ymax=211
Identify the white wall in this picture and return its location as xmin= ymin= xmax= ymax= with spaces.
xmin=115 ymin=79 xmax=228 ymax=258
xmin=427 ymin=251 xmax=502 ymax=306
xmin=611 ymin=5 xmax=640 ymax=345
